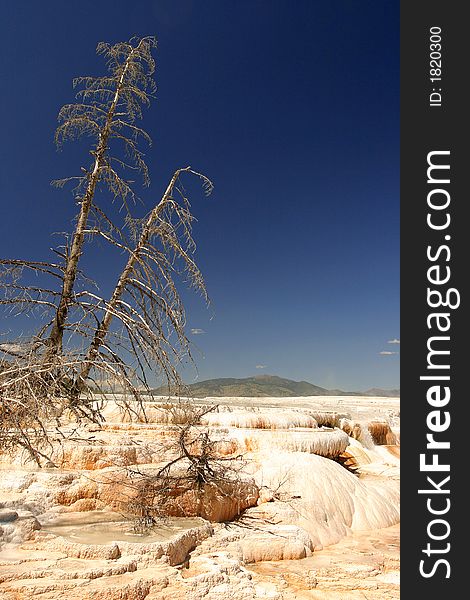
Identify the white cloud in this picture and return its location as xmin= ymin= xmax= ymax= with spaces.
xmin=379 ymin=351 xmax=399 ymax=356
xmin=387 ymin=339 xmax=400 ymax=345
xmin=190 ymin=328 xmax=205 ymax=335
xmin=255 ymin=364 xmax=267 ymax=369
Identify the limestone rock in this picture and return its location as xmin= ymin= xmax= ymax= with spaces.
xmin=239 ymin=525 xmax=314 ymax=563
xmin=0 ymin=394 xmax=400 ymax=599
xmin=0 ymin=509 xmax=18 ymax=523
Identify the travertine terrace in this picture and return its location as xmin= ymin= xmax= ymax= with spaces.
xmin=0 ymin=394 xmax=400 ymax=599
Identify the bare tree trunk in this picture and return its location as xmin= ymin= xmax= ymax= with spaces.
xmin=75 ymin=168 xmax=188 ymax=390
xmin=45 ymin=45 xmax=140 ymax=362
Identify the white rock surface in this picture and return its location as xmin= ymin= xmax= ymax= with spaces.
xmin=0 ymin=394 xmax=400 ymax=599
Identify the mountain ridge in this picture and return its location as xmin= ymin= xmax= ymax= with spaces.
xmin=153 ymin=374 xmax=400 ymax=398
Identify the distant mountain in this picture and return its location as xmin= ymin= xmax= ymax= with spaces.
xmin=362 ymin=388 xmax=401 ymax=398
xmin=153 ymin=374 xmax=399 ymax=398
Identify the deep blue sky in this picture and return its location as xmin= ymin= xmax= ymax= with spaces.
xmin=0 ymin=1 xmax=399 ymax=390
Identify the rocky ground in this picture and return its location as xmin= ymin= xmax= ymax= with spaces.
xmin=0 ymin=395 xmax=400 ymax=599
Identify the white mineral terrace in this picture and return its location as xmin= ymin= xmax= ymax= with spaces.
xmin=0 ymin=394 xmax=400 ymax=599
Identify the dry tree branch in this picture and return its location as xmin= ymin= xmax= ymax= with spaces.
xmin=0 ymin=37 xmax=214 ymax=466
xmin=45 ymin=36 xmax=157 ymax=361
xmin=73 ymin=166 xmax=213 ymax=397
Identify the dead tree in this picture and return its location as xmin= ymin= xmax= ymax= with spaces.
xmin=0 ymin=37 xmax=212 ymax=460
xmin=71 ymin=166 xmax=212 ymax=402
xmin=120 ymin=405 xmax=247 ymax=528
xmin=46 ymin=36 xmax=157 ymax=362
